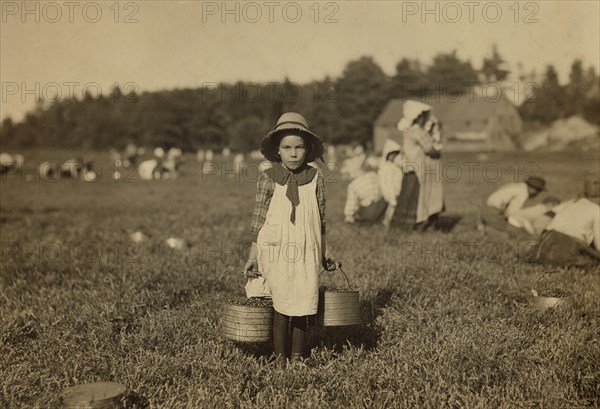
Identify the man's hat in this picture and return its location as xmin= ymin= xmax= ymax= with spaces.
xmin=260 ymin=112 xmax=325 ymax=162
xmin=524 ymin=175 xmax=546 ymax=192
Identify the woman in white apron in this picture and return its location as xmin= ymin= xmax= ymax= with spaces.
xmin=244 ymin=112 xmax=338 ymax=364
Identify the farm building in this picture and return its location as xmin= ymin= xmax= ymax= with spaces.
xmin=373 ymin=92 xmax=522 ymax=153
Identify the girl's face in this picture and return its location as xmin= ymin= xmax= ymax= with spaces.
xmin=416 ymin=111 xmax=430 ymax=128
xmin=278 ymin=134 xmax=307 ymax=170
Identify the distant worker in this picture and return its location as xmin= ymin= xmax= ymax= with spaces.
xmin=344 ymin=154 xmax=387 ymax=224
xmin=478 ymin=176 xmax=546 ymax=233
xmin=530 ymin=173 xmax=600 ymax=267
xmin=507 ymin=196 xmax=562 ymax=239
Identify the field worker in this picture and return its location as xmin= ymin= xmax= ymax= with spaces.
xmin=379 ymin=135 xmax=404 ymax=228
xmin=507 ymin=196 xmax=562 ymax=239
xmin=196 ymin=149 xmax=205 ymax=162
xmin=138 ymin=158 xmax=160 ymax=180
xmin=388 ymin=100 xmax=443 ymax=230
xmin=123 ymin=142 xmax=139 ymax=166
xmin=477 ymin=175 xmax=546 ymax=233
xmin=529 ymin=173 xmax=600 ymax=267
xmin=12 ymin=153 xmax=24 ymax=169
xmin=343 ymin=153 xmax=387 ymax=224
xmin=0 ymin=153 xmax=15 ymax=174
xmin=110 ymin=148 xmax=121 ymax=164
xmin=243 ymin=112 xmax=339 ymax=366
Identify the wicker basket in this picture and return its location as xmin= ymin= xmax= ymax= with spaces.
xmin=315 ymin=267 xmax=361 ymax=327
xmin=220 ymin=301 xmax=273 ymax=343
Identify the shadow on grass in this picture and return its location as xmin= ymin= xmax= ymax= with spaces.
xmin=437 ymin=213 xmax=462 ymax=232
xmin=226 ymin=288 xmax=396 ymax=360
xmin=307 ymin=287 xmax=396 ymax=353
xmin=232 ymin=340 xmax=274 ymax=359
xmin=125 ymin=390 xmax=150 ymax=408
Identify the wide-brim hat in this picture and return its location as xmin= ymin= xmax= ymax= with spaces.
xmin=260 ymin=112 xmax=325 ymax=162
xmin=525 ymin=175 xmax=546 ymax=192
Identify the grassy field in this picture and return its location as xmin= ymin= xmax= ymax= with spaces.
xmin=1 ymin=150 xmax=599 ymax=408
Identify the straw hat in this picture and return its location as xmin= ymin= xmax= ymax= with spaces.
xmin=260 ymin=112 xmax=325 ymax=162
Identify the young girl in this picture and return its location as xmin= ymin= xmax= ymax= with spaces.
xmin=243 ymin=112 xmax=337 ymax=364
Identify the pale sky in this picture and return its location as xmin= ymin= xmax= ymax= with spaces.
xmin=1 ymin=0 xmax=599 ymax=122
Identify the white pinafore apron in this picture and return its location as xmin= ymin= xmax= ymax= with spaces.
xmin=256 ymin=173 xmax=322 ymax=316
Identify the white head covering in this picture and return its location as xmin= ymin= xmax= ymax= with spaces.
xmin=397 ymin=100 xmax=432 ymax=132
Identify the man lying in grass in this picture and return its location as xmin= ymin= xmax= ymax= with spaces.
xmin=529 ymin=172 xmax=600 ymax=268
xmin=478 ymin=175 xmax=546 ymax=234
xmin=507 ymin=196 xmax=562 ymax=240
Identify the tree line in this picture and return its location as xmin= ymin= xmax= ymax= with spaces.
xmin=1 ymin=47 xmax=598 ymax=152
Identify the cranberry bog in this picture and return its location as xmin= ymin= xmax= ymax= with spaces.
xmin=1 ymin=150 xmax=599 ymax=407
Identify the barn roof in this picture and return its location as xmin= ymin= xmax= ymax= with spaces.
xmin=375 ymin=92 xmax=516 ymax=131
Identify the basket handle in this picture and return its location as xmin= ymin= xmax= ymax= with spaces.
xmin=319 ymin=266 xmax=351 ymax=289
xmin=531 ymin=269 xmax=563 ymax=297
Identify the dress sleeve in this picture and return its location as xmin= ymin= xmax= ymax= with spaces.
xmin=249 ymin=171 xmax=274 ymax=242
xmin=316 ymin=172 xmax=327 ymax=235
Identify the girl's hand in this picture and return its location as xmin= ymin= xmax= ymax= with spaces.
xmin=323 ymin=256 xmax=340 ymax=272
xmin=243 ymin=259 xmax=259 ymax=278
xmin=243 ymin=242 xmax=259 ymax=277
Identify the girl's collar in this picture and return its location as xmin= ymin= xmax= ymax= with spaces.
xmin=266 ymin=162 xmax=318 ymax=224
xmin=280 ymin=162 xmax=308 ymax=174
xmin=267 ymin=162 xmax=316 ymax=185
